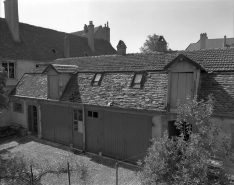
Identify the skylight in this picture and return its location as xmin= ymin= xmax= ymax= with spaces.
xmin=92 ymin=73 xmax=103 ymax=86
xmin=132 ymin=73 xmax=144 ymax=88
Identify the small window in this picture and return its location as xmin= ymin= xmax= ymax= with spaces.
xmin=88 ymin=111 xmax=92 ymax=117
xmin=74 ymin=109 xmax=83 ymax=133
xmin=92 ymin=73 xmax=103 ymax=86
xmin=2 ymin=62 xmax=15 ymax=78
xmin=13 ymin=102 xmax=23 ymax=113
xmin=168 ymin=120 xmax=192 ymax=141
xmin=93 ymin=112 xmax=98 ymax=118
xmin=132 ymin=73 xmax=144 ymax=88
xmin=87 ymin=111 xmax=98 ymax=118
xmin=51 ymin=48 xmax=58 ymax=54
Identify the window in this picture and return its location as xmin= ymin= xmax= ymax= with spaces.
xmin=92 ymin=73 xmax=103 ymax=86
xmin=2 ymin=62 xmax=15 ymax=78
xmin=73 ymin=109 xmax=83 ymax=133
xmin=168 ymin=120 xmax=192 ymax=141
xmin=13 ymin=102 xmax=23 ymax=113
xmin=88 ymin=111 xmax=98 ymax=118
xmin=132 ymin=73 xmax=144 ymax=88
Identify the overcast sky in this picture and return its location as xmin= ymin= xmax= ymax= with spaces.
xmin=0 ymin=0 xmax=233 ymax=53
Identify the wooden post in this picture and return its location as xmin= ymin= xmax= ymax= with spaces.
xmin=115 ymin=159 xmax=118 ymax=185
xmin=67 ymin=162 xmax=71 ymax=185
xmin=30 ymin=165 xmax=33 ymax=185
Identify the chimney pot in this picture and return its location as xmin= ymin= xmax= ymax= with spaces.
xmin=224 ymin=35 xmax=227 ymax=47
xmin=89 ymin=21 xmax=93 ymax=25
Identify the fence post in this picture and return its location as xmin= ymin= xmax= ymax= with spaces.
xmin=30 ymin=165 xmax=33 ymax=185
xmin=115 ymin=159 xmax=118 ymax=185
xmin=67 ymin=162 xmax=71 ymax=185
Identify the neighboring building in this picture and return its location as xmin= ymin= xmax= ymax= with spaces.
xmin=71 ymin=21 xmax=110 ymax=43
xmin=0 ymin=0 xmax=116 ymax=125
xmin=8 ymin=42 xmax=234 ymax=174
xmin=186 ymin=33 xmax=234 ymax=51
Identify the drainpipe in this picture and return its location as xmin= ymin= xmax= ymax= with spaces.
xmin=82 ymin=104 xmax=86 ymax=152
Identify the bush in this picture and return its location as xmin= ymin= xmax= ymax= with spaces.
xmin=138 ymin=96 xmax=234 ymax=185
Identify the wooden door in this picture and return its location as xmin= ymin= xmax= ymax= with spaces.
xmin=85 ymin=110 xmax=100 ymax=153
xmin=103 ymin=112 xmax=125 ymax=160
xmin=73 ymin=109 xmax=83 ymax=150
xmin=170 ymin=72 xmax=193 ymax=109
xmin=28 ymin=105 xmax=38 ymax=135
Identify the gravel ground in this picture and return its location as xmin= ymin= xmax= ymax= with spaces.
xmin=0 ymin=136 xmax=141 ymax=185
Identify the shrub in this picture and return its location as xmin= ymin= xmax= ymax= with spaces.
xmin=138 ymin=96 xmax=234 ymax=185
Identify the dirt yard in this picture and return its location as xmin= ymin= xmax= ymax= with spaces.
xmin=0 ymin=136 xmax=141 ymax=185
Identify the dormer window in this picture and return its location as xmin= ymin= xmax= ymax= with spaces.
xmin=2 ymin=62 xmax=15 ymax=78
xmin=92 ymin=73 xmax=103 ymax=86
xmin=132 ymin=73 xmax=144 ymax=88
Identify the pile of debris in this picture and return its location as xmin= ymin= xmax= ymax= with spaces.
xmin=0 ymin=125 xmax=27 ymax=139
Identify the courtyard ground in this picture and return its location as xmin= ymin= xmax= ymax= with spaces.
xmin=0 ymin=136 xmax=141 ymax=185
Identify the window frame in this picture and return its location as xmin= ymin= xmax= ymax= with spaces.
xmin=131 ymin=72 xmax=145 ymax=89
xmin=73 ymin=109 xmax=83 ymax=133
xmin=12 ymin=102 xmax=24 ymax=113
xmin=91 ymin=73 xmax=103 ymax=86
xmin=2 ymin=61 xmax=16 ymax=79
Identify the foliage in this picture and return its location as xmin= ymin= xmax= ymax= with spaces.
xmin=140 ymin=34 xmax=169 ymax=53
xmin=0 ymin=67 xmax=9 ymax=110
xmin=138 ymin=96 xmax=234 ymax=185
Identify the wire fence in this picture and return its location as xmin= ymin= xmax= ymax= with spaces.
xmin=0 ymin=152 xmax=145 ymax=185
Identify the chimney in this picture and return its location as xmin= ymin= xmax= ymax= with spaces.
xmin=103 ymin=21 xmax=110 ymax=43
xmin=84 ymin=24 xmax=88 ymax=33
xmin=224 ymin=35 xmax=227 ymax=47
xmin=200 ymin=33 xmax=207 ymax=49
xmin=88 ymin=21 xmax=94 ymax=51
xmin=64 ymin=34 xmax=70 ymax=58
xmin=117 ymin=40 xmax=127 ymax=55
xmin=4 ymin=0 xmax=20 ymax=42
xmin=156 ymin=36 xmax=167 ymax=52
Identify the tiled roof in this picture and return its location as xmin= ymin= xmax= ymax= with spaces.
xmin=186 ymin=38 xmax=234 ymax=51
xmin=10 ymin=73 xmax=47 ymax=99
xmin=198 ymin=72 xmax=234 ymax=117
xmin=0 ymin=18 xmax=116 ymax=61
xmin=61 ymin=72 xmax=168 ymax=111
xmin=44 ymin=64 xmax=78 ymax=74
xmin=52 ymin=48 xmax=234 ymax=72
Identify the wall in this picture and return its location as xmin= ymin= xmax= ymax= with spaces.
xmin=11 ymin=100 xmax=27 ymax=128
xmin=0 ymin=109 xmax=12 ymax=126
xmin=59 ymin=74 xmax=70 ymax=97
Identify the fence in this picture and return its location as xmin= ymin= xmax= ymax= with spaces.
xmin=0 ymin=153 xmax=144 ymax=185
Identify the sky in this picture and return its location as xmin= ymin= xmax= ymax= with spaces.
xmin=0 ymin=0 xmax=233 ymax=53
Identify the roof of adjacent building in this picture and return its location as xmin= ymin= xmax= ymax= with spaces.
xmin=10 ymin=48 xmax=234 ymax=116
xmin=44 ymin=64 xmax=78 ymax=74
xmin=71 ymin=26 xmax=101 ymax=37
xmin=0 ymin=18 xmax=116 ymax=61
xmin=52 ymin=48 xmax=234 ymax=72
xmin=186 ymin=38 xmax=234 ymax=51
xmin=11 ymin=73 xmax=47 ymax=99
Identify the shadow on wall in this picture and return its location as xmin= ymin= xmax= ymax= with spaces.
xmin=198 ymin=72 xmax=234 ymax=117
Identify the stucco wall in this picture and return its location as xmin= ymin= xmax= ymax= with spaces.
xmin=11 ymin=100 xmax=27 ymax=128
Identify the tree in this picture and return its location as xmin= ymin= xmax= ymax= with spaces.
xmin=0 ymin=67 xmax=9 ymax=110
xmin=140 ymin=34 xmax=169 ymax=53
xmin=138 ymin=96 xmax=234 ymax=185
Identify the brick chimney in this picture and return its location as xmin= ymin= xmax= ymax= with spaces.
xmin=156 ymin=36 xmax=167 ymax=52
xmin=103 ymin=21 xmax=110 ymax=43
xmin=64 ymin=34 xmax=70 ymax=58
xmin=117 ymin=40 xmax=127 ymax=55
xmin=88 ymin=21 xmax=94 ymax=51
xmin=4 ymin=0 xmax=20 ymax=42
xmin=200 ymin=33 xmax=207 ymax=49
